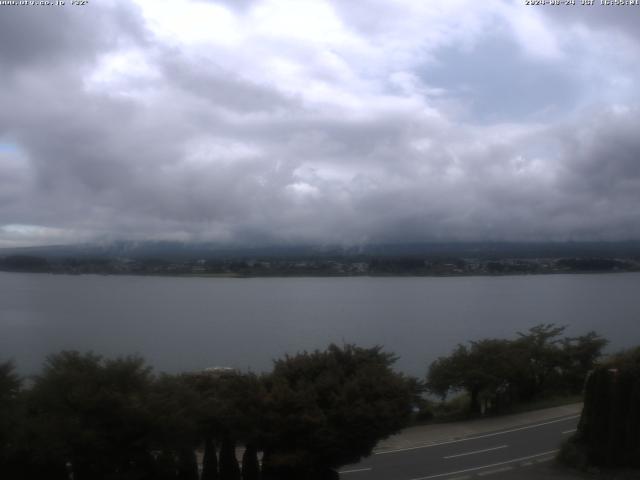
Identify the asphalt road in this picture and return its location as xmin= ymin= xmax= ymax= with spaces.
xmin=339 ymin=413 xmax=580 ymax=480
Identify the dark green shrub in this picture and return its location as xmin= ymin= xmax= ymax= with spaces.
xmin=557 ymin=436 xmax=589 ymax=471
xmin=574 ymin=347 xmax=640 ymax=468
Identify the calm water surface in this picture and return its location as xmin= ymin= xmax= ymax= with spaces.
xmin=1 ymin=272 xmax=639 ymax=376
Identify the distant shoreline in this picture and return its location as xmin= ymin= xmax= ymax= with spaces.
xmin=2 ymin=251 xmax=639 ymax=278
xmin=2 ymin=268 xmax=639 ymax=279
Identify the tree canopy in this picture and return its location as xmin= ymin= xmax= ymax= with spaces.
xmin=2 ymin=330 xmax=607 ymax=479
xmin=0 ymin=361 xmax=21 ymax=474
xmin=1 ymin=344 xmax=417 ymax=480
xmin=261 ymin=344 xmax=416 ymax=476
xmin=427 ymin=324 xmax=608 ymax=414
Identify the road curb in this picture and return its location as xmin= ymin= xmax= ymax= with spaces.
xmin=374 ymin=403 xmax=583 ymax=454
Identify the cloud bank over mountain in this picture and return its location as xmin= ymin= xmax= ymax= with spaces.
xmin=1 ymin=0 xmax=640 ymax=247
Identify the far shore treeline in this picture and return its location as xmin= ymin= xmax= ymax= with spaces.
xmin=0 ymin=325 xmax=611 ymax=479
xmin=2 ymin=242 xmax=640 ymax=277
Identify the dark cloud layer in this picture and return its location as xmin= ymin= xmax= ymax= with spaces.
xmin=0 ymin=2 xmax=144 ymax=71
xmin=1 ymin=0 xmax=640 ymax=247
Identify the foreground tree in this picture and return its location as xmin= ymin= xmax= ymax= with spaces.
xmin=560 ymin=331 xmax=608 ymax=394
xmin=567 ymin=347 xmax=640 ymax=468
xmin=25 ymin=351 xmax=156 ymax=480
xmin=260 ymin=344 xmax=417 ymax=479
xmin=427 ymin=340 xmax=515 ymax=414
xmin=219 ymin=436 xmax=241 ymax=480
xmin=0 ymin=361 xmax=21 ymax=476
xmin=201 ymin=437 xmax=219 ymax=480
xmin=241 ymin=443 xmax=260 ymax=480
xmin=177 ymin=448 xmax=199 ymax=480
xmin=427 ymin=325 xmax=608 ymax=415
xmin=148 ymin=373 xmax=206 ymax=480
xmin=3 ymin=344 xmax=421 ymax=479
xmin=185 ymin=369 xmax=264 ymax=480
xmin=512 ymin=324 xmax=567 ymax=401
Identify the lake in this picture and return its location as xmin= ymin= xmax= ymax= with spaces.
xmin=1 ymin=271 xmax=639 ymax=377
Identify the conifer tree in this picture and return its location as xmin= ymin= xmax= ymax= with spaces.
xmin=241 ymin=443 xmax=260 ymax=480
xmin=177 ymin=448 xmax=199 ymax=480
xmin=219 ymin=436 xmax=241 ymax=480
xmin=576 ymin=347 xmax=640 ymax=468
xmin=155 ymin=450 xmax=179 ymax=480
xmin=202 ymin=437 xmax=219 ymax=480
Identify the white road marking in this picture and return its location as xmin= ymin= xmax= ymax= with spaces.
xmin=535 ymin=457 xmax=554 ymax=463
xmin=562 ymin=429 xmax=577 ymax=434
xmin=443 ymin=445 xmax=508 ymax=459
xmin=408 ymin=449 xmax=559 ymax=480
xmin=338 ymin=467 xmax=372 ymax=474
xmin=375 ymin=415 xmax=578 ymax=455
xmin=477 ymin=466 xmax=513 ymax=476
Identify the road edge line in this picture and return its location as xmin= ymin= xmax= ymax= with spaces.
xmin=408 ymin=450 xmax=559 ymax=480
xmin=375 ymin=415 xmax=579 ymax=455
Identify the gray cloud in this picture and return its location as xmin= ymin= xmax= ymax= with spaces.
xmin=539 ymin=3 xmax=640 ymax=42
xmin=158 ymin=52 xmax=297 ymax=113
xmin=202 ymin=0 xmax=258 ymax=12
xmin=1 ymin=0 xmax=640 ymax=247
xmin=0 ymin=1 xmax=145 ymax=71
xmin=422 ymin=33 xmax=580 ymax=122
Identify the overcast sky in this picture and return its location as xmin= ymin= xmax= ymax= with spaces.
xmin=1 ymin=0 xmax=640 ymax=248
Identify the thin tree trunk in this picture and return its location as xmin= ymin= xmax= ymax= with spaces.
xmin=155 ymin=450 xmax=179 ymax=480
xmin=177 ymin=448 xmax=199 ymax=480
xmin=219 ymin=436 xmax=241 ymax=480
xmin=469 ymin=387 xmax=481 ymax=415
xmin=241 ymin=443 xmax=260 ymax=480
xmin=202 ymin=437 xmax=219 ymax=480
